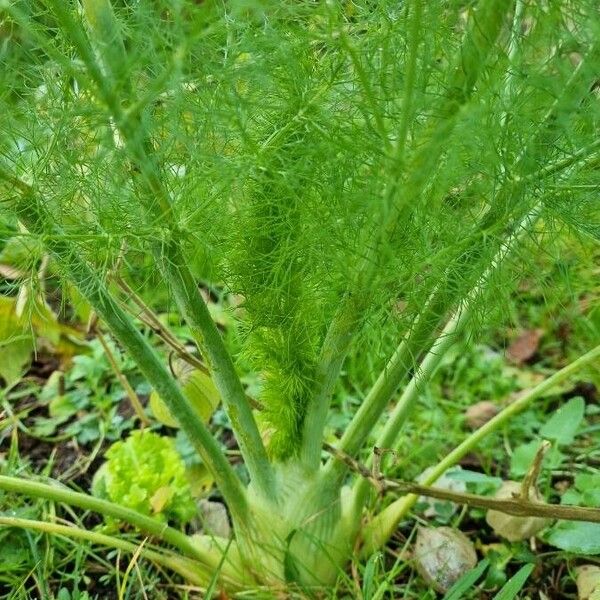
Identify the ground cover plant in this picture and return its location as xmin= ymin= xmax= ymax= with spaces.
xmin=0 ymin=0 xmax=600 ymax=597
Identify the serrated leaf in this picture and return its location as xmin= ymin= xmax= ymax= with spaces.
xmin=539 ymin=397 xmax=585 ymax=445
xmin=492 ymin=563 xmax=534 ymax=600
xmin=545 ymin=522 xmax=600 ymax=555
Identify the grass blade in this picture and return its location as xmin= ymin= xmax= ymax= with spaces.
xmin=492 ymin=563 xmax=535 ymax=600
xmin=442 ymin=558 xmax=490 ymax=600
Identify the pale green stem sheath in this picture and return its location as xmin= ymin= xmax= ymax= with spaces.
xmin=43 ymin=0 xmax=273 ymax=497
xmin=360 ymin=342 xmax=600 ymax=556
xmin=0 ymin=516 xmax=214 ymax=587
xmin=0 ymin=475 xmax=211 ymax=566
xmin=300 ymin=0 xmax=512 ymax=468
xmin=1 ymin=182 xmax=249 ymax=524
xmin=159 ymin=242 xmax=275 ymax=497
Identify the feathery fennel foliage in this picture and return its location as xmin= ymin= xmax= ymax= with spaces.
xmin=1 ymin=0 xmax=599 ymax=591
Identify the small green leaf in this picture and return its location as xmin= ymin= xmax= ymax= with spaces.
xmin=574 ymin=474 xmax=600 ymax=508
xmin=492 ymin=563 xmax=535 ymax=600
xmin=545 ymin=522 xmax=600 ymax=555
xmin=49 ymin=394 xmax=79 ymax=418
xmin=150 ymin=364 xmax=220 ymax=428
xmin=539 ymin=397 xmax=585 ymax=445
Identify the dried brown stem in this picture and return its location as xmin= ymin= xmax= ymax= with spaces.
xmin=114 ymin=277 xmax=208 ymax=373
xmin=323 ymin=443 xmax=600 ymax=524
xmin=114 ymin=277 xmax=264 ymax=412
xmin=520 ymin=439 xmax=551 ymax=500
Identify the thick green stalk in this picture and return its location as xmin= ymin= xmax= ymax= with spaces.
xmin=322 ymin=25 xmax=600 ymax=481
xmin=360 ymin=343 xmax=600 ymax=556
xmin=393 ymin=0 xmax=423 ymax=168
xmin=322 ymin=292 xmax=449 ymax=469
xmin=300 ymin=0 xmax=512 ymax=468
xmin=324 ymin=207 xmax=540 ymax=494
xmin=0 ymin=475 xmax=214 ymax=566
xmin=375 ymin=208 xmax=540 ymax=453
xmin=0 ymin=516 xmax=210 ymax=586
xmin=159 ymin=242 xmax=275 ymax=497
xmin=44 ymin=0 xmax=274 ymax=496
xmin=2 ymin=182 xmax=249 ymax=523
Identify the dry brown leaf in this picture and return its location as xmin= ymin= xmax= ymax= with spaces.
xmin=465 ymin=401 xmax=499 ymax=429
xmin=506 ymin=329 xmax=543 ymax=364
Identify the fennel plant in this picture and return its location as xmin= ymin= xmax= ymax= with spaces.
xmin=0 ymin=0 xmax=599 ymax=593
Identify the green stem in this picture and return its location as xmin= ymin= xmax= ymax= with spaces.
xmin=0 ymin=516 xmax=218 ymax=587
xmin=160 ymin=243 xmax=275 ymax=497
xmin=300 ymin=296 xmax=365 ymax=467
xmin=322 ymin=293 xmax=447 ymax=472
xmin=300 ymin=0 xmax=512 ymax=468
xmin=393 ymin=0 xmax=423 ymax=167
xmin=360 ymin=343 xmax=600 ymax=556
xmin=522 ymin=138 xmax=600 ymax=184
xmin=304 ymin=0 xmax=425 ymax=467
xmin=4 ymin=187 xmax=249 ymax=523
xmin=325 ymin=207 xmax=540 ymax=496
xmin=80 ymin=0 xmax=272 ymax=495
xmin=0 ymin=475 xmax=213 ymax=566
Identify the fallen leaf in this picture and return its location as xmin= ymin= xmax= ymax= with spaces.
xmin=506 ymin=329 xmax=543 ymax=364
xmin=0 ymin=296 xmax=34 ymax=385
xmin=465 ymin=401 xmax=499 ymax=429
xmin=486 ymin=481 xmax=551 ymax=541
xmin=414 ymin=526 xmax=477 ymax=593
